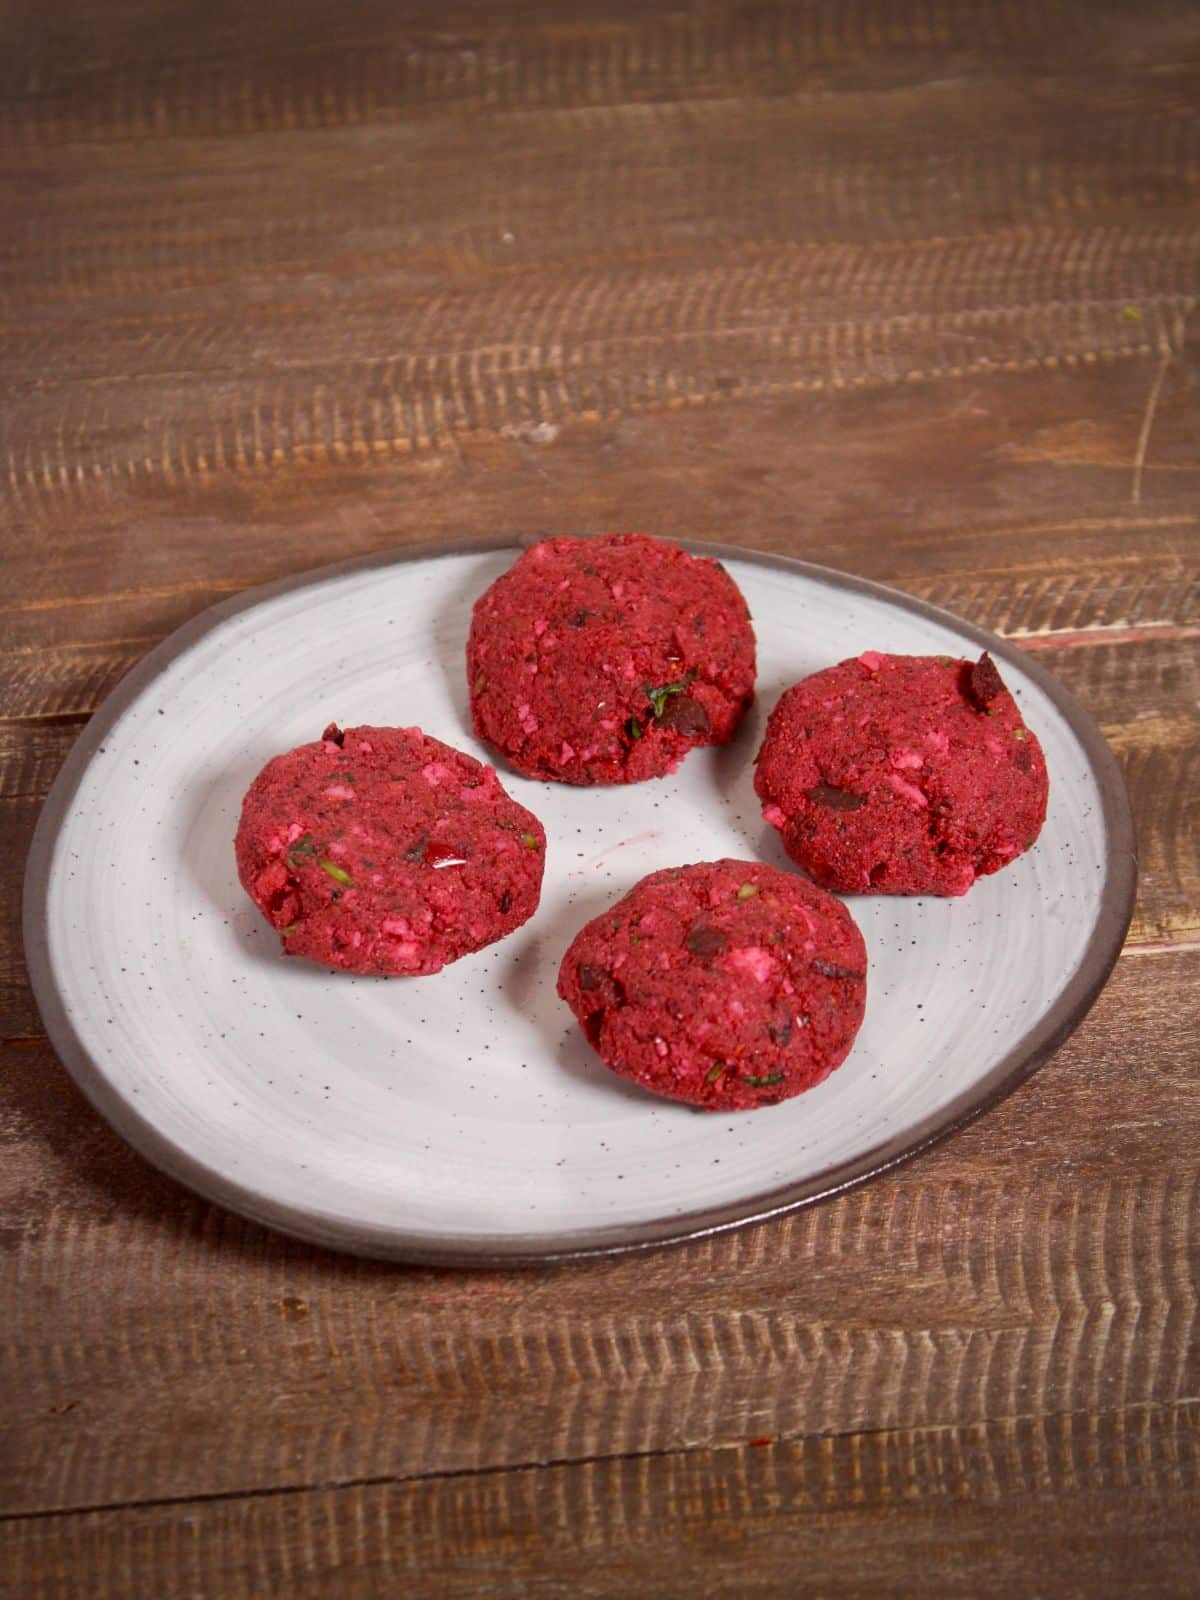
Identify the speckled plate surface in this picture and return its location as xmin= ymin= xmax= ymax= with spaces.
xmin=24 ymin=539 xmax=1135 ymax=1264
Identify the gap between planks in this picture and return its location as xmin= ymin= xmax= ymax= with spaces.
xmin=0 ymin=711 xmax=93 ymax=731
xmin=1012 ymin=622 xmax=1200 ymax=653
xmin=1121 ymin=936 xmax=1200 ymax=959
xmin=1 ymin=1396 xmax=1195 ymax=1530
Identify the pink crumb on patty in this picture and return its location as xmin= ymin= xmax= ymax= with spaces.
xmin=885 ymin=772 xmax=929 ymax=808
xmin=725 ymin=946 xmax=776 ymax=983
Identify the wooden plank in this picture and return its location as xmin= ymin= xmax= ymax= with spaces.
xmin=1 ymin=493 xmax=1196 ymax=718
xmin=0 ymin=723 xmax=86 ymax=803
xmin=0 ymin=801 xmax=37 ymax=1036
xmin=3 ymin=0 xmax=1192 ymax=136
xmin=2 ymin=125 xmax=1193 ymax=389
xmin=1 ymin=0 xmax=1197 ymax=529
xmin=1 ymin=350 xmax=1198 ymax=716
xmin=1037 ymin=635 xmax=1200 ymax=944
xmin=2 ymin=263 xmax=1195 ymax=533
xmin=2 ymin=949 xmax=1195 ymax=1515
xmin=7 ymin=86 xmax=1196 ymax=302
xmin=4 ymin=1402 xmax=1197 ymax=1599
xmin=3 ymin=540 xmax=1193 ymax=724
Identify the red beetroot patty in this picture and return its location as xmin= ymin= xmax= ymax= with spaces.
xmin=235 ymin=725 xmax=545 ymax=975
xmin=557 ymin=860 xmax=866 ymax=1111
xmin=467 ymin=534 xmax=756 ymax=784
xmin=754 ymin=651 xmax=1049 ymax=897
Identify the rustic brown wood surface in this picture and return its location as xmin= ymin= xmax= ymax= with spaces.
xmin=1 ymin=1 xmax=1198 ymax=1594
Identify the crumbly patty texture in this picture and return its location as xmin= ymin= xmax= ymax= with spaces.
xmin=467 ymin=533 xmax=756 ymax=784
xmin=235 ymin=725 xmax=545 ymax=975
xmin=557 ymin=860 xmax=866 ymax=1111
xmin=754 ymin=651 xmax=1049 ymax=897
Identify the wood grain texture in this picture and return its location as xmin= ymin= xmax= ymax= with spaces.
xmin=2 ymin=2 xmax=1198 ymax=497
xmin=2 ymin=950 xmax=1196 ymax=1516
xmin=4 ymin=1403 xmax=1197 ymax=1600
xmin=4 ymin=0 xmax=1194 ymax=142
xmin=1 ymin=354 xmax=1198 ymax=717
xmin=2 ymin=0 xmax=1198 ymax=1590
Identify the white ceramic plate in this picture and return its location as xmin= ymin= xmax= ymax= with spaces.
xmin=24 ymin=540 xmax=1135 ymax=1263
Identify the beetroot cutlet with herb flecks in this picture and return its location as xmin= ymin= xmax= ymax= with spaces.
xmin=467 ymin=533 xmax=756 ymax=784
xmin=557 ymin=860 xmax=866 ymax=1112
xmin=754 ymin=651 xmax=1049 ymax=897
xmin=235 ymin=725 xmax=545 ymax=976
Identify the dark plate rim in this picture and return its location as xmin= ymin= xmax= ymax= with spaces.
xmin=23 ymin=535 xmax=1137 ymax=1266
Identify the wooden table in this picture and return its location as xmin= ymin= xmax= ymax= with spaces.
xmin=2 ymin=2 xmax=1197 ymax=1593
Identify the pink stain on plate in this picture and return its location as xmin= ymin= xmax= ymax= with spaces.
xmin=585 ymin=831 xmax=660 ymax=873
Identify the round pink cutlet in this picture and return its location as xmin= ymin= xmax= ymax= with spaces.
xmin=468 ymin=533 xmax=756 ymax=784
xmin=754 ymin=651 xmax=1049 ymax=897
xmin=557 ymin=860 xmax=866 ymax=1111
xmin=235 ymin=724 xmax=545 ymax=975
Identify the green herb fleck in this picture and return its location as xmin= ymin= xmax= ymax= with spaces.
xmin=741 ymin=1072 xmax=785 ymax=1088
xmin=1122 ymin=304 xmax=1143 ymax=322
xmin=520 ymin=832 xmax=540 ymax=849
xmin=286 ymin=833 xmax=316 ymax=864
xmin=644 ymin=669 xmax=698 ymax=720
xmin=278 ymin=923 xmax=298 ymax=936
xmin=705 ymin=1062 xmax=727 ymax=1085
xmin=1013 ymin=728 xmax=1027 ymax=741
xmin=936 ymin=655 xmax=955 ymax=666
xmin=625 ymin=715 xmax=643 ymax=741
xmin=318 ymin=859 xmax=354 ymax=887
xmin=736 ymin=882 xmax=759 ymax=901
